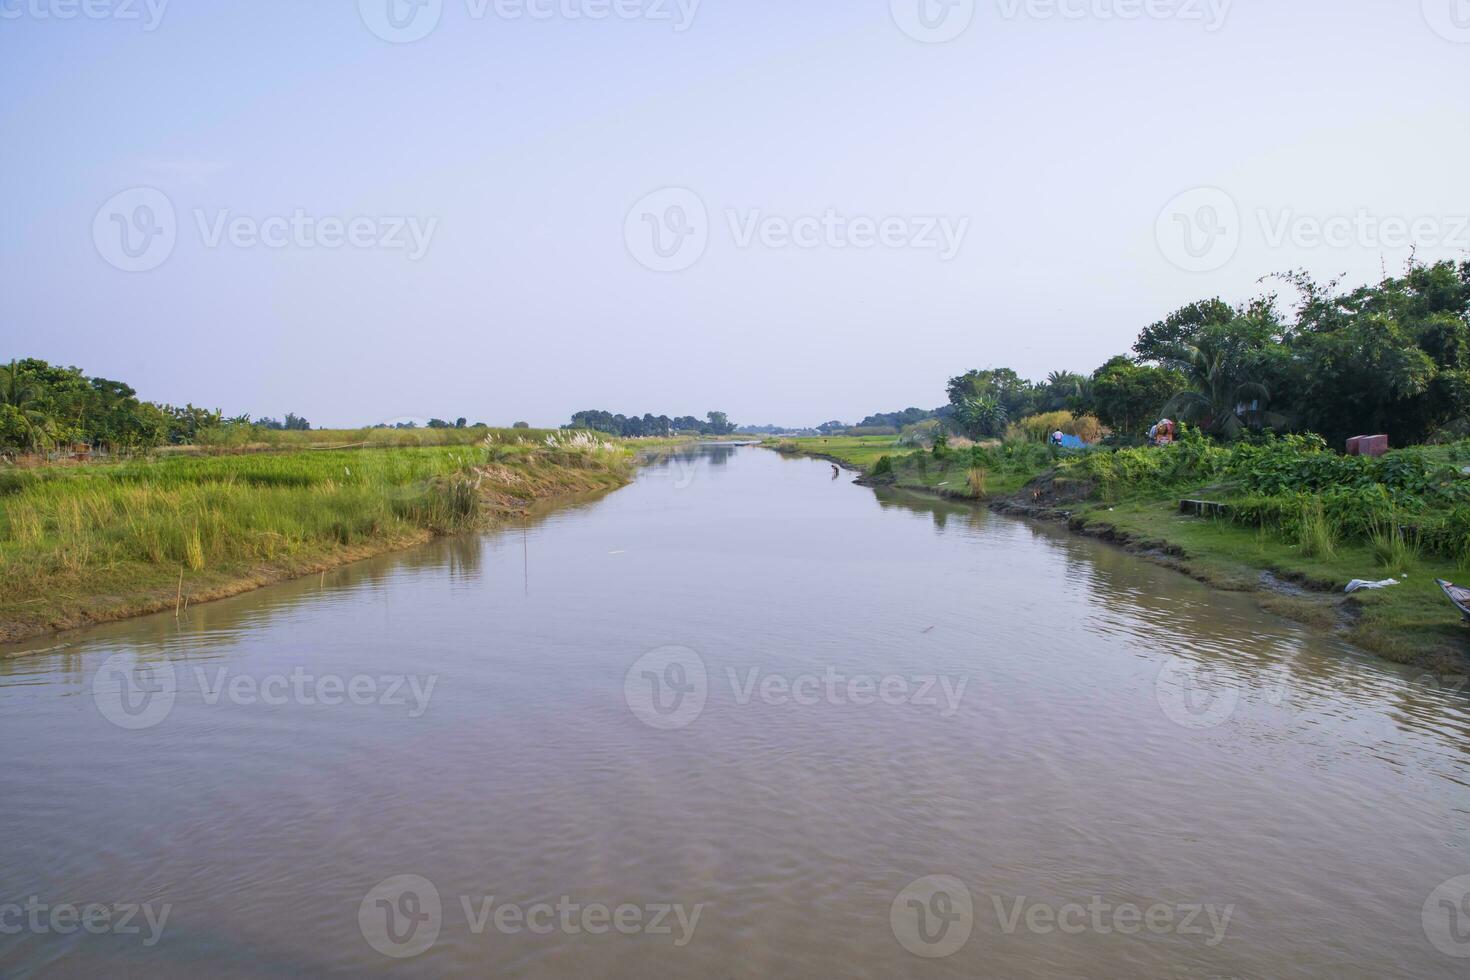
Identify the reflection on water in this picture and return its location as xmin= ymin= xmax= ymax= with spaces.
xmin=2 ymin=447 xmax=1469 ymax=979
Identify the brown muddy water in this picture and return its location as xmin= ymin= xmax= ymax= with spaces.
xmin=2 ymin=446 xmax=1470 ymax=978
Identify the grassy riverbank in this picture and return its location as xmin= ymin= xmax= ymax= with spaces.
xmin=769 ymin=434 xmax=1470 ymax=670
xmin=0 ymin=433 xmax=639 ymax=645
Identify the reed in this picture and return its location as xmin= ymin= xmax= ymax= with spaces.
xmin=967 ymin=467 xmax=989 ymax=498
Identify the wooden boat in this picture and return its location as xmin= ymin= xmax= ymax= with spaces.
xmin=1436 ymin=579 xmax=1470 ymax=621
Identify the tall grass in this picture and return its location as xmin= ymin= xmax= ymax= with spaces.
xmin=1369 ymin=514 xmax=1419 ymax=571
xmin=188 ymin=425 xmax=562 ymax=451
xmin=0 ymin=440 xmax=633 ymax=627
xmin=1296 ymin=496 xmax=1337 ymax=559
xmin=967 ymin=467 xmax=989 ymax=498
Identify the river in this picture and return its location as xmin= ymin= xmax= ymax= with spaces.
xmin=2 ymin=445 xmax=1469 ymax=977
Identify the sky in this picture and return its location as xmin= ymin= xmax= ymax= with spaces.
xmin=1 ymin=0 xmax=1467 ymax=428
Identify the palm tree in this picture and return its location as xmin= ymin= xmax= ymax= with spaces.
xmin=0 ymin=360 xmax=56 ymax=452
xmin=955 ymin=395 xmax=1008 ymax=439
xmin=1160 ymin=340 xmax=1281 ymax=439
xmin=1044 ymin=370 xmax=1089 ymax=412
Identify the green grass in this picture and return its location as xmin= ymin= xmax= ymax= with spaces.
xmin=768 ymin=436 xmax=1056 ymax=500
xmin=182 ymin=425 xmax=562 ymax=451
xmin=768 ymin=433 xmax=1470 ymax=669
xmin=767 ymin=435 xmax=903 ymax=468
xmin=0 ymin=435 xmax=635 ymax=644
xmin=1072 ymin=499 xmax=1468 ymax=669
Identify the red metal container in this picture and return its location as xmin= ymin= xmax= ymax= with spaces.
xmin=1346 ymin=435 xmax=1389 ymax=457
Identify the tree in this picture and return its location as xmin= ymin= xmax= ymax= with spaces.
xmin=1280 ymin=262 xmax=1470 ymax=445
xmin=283 ymin=412 xmax=310 ymax=430
xmin=857 ymin=407 xmax=937 ymax=429
xmin=512 ymin=421 xmax=530 ymax=429
xmin=0 ymin=360 xmax=56 ymax=451
xmin=1133 ymin=298 xmax=1235 ymax=364
xmin=953 ymin=395 xmax=1008 ymax=439
xmin=946 ymin=367 xmax=1039 ymax=422
xmin=454 ymin=417 xmax=467 ymax=429
xmin=1085 ymin=357 xmax=1185 ymax=437
xmin=1039 ymin=372 xmax=1086 ymax=412
xmin=1161 ymin=335 xmax=1282 ymax=439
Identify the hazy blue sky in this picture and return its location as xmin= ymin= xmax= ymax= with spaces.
xmin=2 ymin=0 xmax=1467 ymax=427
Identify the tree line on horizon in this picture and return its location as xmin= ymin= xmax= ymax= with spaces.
xmin=844 ymin=260 xmax=1470 ymax=449
xmin=0 ymin=357 xmax=514 ymax=452
xmin=563 ymin=410 xmax=737 ymax=438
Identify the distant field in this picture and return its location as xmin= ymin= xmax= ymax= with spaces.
xmin=766 ymin=435 xmax=901 ymax=468
xmin=181 ymin=426 xmax=562 ymax=452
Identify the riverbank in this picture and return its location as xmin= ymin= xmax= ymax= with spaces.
xmin=0 ymin=436 xmax=641 ymax=647
xmin=767 ymin=436 xmax=1470 ymax=672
